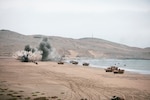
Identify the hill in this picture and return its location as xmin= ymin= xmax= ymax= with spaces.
xmin=0 ymin=30 xmax=150 ymax=59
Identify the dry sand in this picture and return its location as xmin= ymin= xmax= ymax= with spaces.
xmin=0 ymin=58 xmax=150 ymax=100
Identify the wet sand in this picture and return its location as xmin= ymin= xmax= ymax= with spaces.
xmin=0 ymin=58 xmax=150 ymax=100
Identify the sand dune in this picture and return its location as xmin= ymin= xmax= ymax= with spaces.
xmin=0 ymin=58 xmax=150 ymax=100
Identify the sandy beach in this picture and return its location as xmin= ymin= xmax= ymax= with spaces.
xmin=0 ymin=58 xmax=150 ymax=100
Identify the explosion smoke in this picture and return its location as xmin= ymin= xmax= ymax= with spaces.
xmin=13 ymin=50 xmax=42 ymax=62
xmin=38 ymin=37 xmax=51 ymax=61
xmin=13 ymin=37 xmax=61 ymax=62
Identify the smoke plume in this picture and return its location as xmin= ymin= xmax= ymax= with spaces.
xmin=38 ymin=37 xmax=51 ymax=61
xmin=13 ymin=50 xmax=42 ymax=62
xmin=13 ymin=37 xmax=61 ymax=62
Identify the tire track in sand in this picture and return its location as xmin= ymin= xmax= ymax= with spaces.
xmin=35 ymin=68 xmax=150 ymax=100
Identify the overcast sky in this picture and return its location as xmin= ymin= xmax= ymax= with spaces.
xmin=0 ymin=0 xmax=150 ymax=48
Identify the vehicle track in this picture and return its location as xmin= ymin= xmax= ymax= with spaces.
xmin=34 ymin=68 xmax=150 ymax=100
xmin=1 ymin=59 xmax=150 ymax=100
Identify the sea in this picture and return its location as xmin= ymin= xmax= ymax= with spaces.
xmin=66 ymin=58 xmax=150 ymax=74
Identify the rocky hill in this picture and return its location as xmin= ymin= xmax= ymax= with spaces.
xmin=0 ymin=30 xmax=150 ymax=59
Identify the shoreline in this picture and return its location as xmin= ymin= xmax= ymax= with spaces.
xmin=91 ymin=65 xmax=150 ymax=75
xmin=0 ymin=57 xmax=150 ymax=100
xmin=1 ymin=56 xmax=150 ymax=75
xmin=64 ymin=58 xmax=150 ymax=75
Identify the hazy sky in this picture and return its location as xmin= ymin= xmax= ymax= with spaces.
xmin=0 ymin=0 xmax=150 ymax=48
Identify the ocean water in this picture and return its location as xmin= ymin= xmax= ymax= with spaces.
xmin=69 ymin=58 xmax=150 ymax=74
